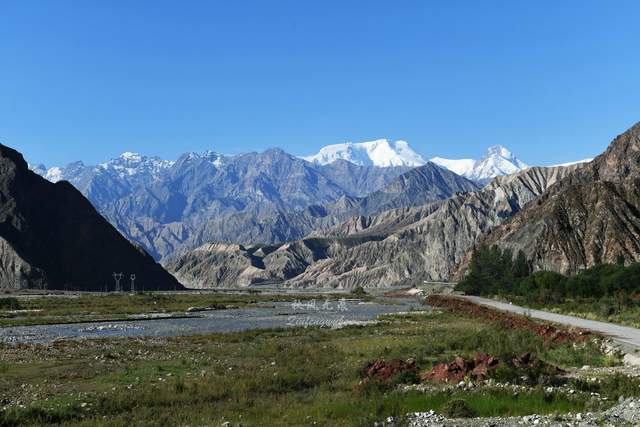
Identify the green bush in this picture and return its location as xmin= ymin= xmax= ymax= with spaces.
xmin=518 ymin=271 xmax=568 ymax=304
xmin=0 ymin=297 xmax=20 ymax=310
xmin=456 ymin=246 xmax=530 ymax=295
xmin=441 ymin=398 xmax=477 ymax=418
xmin=351 ymin=286 xmax=367 ymax=296
xmin=570 ymin=373 xmax=640 ymax=400
xmin=458 ymin=245 xmax=640 ymax=309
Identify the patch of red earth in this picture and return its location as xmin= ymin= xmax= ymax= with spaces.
xmin=422 ymin=351 xmax=564 ymax=384
xmin=362 ymin=358 xmax=418 ymax=382
xmin=426 ymin=295 xmax=591 ymax=344
xmin=423 ymin=352 xmax=500 ymax=383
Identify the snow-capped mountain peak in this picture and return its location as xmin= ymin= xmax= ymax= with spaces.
xmin=99 ymin=152 xmax=174 ymax=178
xmin=181 ymin=149 xmax=224 ymax=166
xmin=302 ymin=139 xmax=426 ymax=167
xmin=431 ymin=145 xmax=528 ymax=185
xmin=486 ymin=144 xmax=514 ymax=159
xmin=119 ymin=151 xmax=143 ymax=161
xmin=44 ymin=166 xmax=65 ymax=183
xmin=476 ymin=145 xmax=528 ymax=175
xmin=28 ymin=163 xmax=73 ymax=183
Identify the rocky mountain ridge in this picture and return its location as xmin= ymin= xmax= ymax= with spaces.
xmin=460 ymin=121 xmax=640 ymax=276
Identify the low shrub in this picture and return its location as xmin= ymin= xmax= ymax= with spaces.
xmin=570 ymin=373 xmax=640 ymax=400
xmin=0 ymin=298 xmax=20 ymax=310
xmin=351 ymin=286 xmax=367 ymax=296
xmin=441 ymin=398 xmax=477 ymax=418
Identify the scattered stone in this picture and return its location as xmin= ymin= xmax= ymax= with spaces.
xmin=604 ymin=397 xmax=640 ymax=424
xmin=405 ymin=410 xmax=446 ymax=426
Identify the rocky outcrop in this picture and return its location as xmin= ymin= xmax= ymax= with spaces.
xmin=461 ymin=121 xmax=640 ymax=275
xmin=168 ymin=163 xmax=577 ymax=288
xmin=0 ymin=144 xmax=183 ymax=291
xmin=283 ymin=164 xmax=579 ymax=288
xmin=168 ymin=242 xmax=270 ymax=288
xmin=423 ymin=353 xmax=500 ymax=383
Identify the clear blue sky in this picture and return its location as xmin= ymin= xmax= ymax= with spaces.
xmin=2 ymin=1 xmax=640 ymax=167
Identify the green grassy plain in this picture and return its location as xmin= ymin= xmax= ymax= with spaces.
xmin=0 ymin=308 xmax=631 ymax=426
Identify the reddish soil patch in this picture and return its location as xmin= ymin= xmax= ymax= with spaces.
xmin=362 ymin=358 xmax=419 ymax=382
xmin=422 ymin=352 xmax=500 ymax=383
xmin=426 ymin=295 xmax=591 ymax=344
xmin=422 ymin=351 xmax=564 ymax=384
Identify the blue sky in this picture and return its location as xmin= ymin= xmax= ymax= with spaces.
xmin=2 ymin=1 xmax=640 ymax=167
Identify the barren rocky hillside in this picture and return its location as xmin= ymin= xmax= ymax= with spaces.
xmin=459 ymin=121 xmax=640 ymax=276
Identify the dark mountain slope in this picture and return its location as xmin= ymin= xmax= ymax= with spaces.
xmin=0 ymin=144 xmax=182 ymax=291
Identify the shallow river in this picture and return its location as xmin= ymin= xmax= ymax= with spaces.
xmin=0 ymin=298 xmax=424 ymax=344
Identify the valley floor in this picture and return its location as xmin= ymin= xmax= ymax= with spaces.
xmin=0 ymin=292 xmax=353 ymax=328
xmin=1 ymin=292 xmax=639 ymax=426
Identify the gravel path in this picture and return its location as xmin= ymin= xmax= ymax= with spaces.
xmin=461 ymin=296 xmax=640 ymax=352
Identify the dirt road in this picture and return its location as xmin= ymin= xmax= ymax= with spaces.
xmin=461 ymin=296 xmax=640 ymax=355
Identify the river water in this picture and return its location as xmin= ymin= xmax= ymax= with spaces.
xmin=0 ymin=298 xmax=424 ymax=344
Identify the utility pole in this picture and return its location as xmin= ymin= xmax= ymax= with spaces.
xmin=130 ymin=274 xmax=136 ymax=294
xmin=112 ymin=272 xmax=123 ymax=293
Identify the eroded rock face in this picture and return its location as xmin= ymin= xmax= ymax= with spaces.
xmin=283 ymin=165 xmax=579 ymax=288
xmin=167 ymin=164 xmax=576 ymax=288
xmin=0 ymin=144 xmax=183 ymax=291
xmin=463 ymin=121 xmax=640 ymax=275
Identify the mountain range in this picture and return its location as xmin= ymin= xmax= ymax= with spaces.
xmin=27 ymin=140 xmax=514 ymax=261
xmin=170 ymin=122 xmax=638 ymax=290
xmin=32 ymin=148 xmax=417 ymax=260
xmin=10 ymin=122 xmax=639 ymax=291
xmin=30 ymin=140 xmax=530 ymax=188
xmin=168 ymin=163 xmax=581 ymax=288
